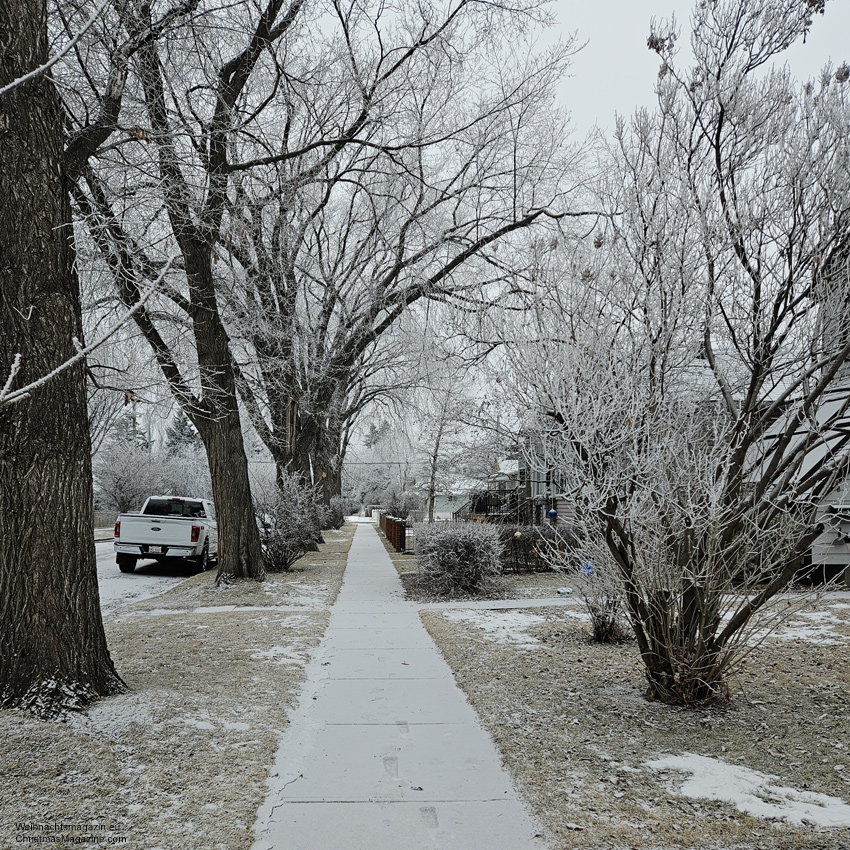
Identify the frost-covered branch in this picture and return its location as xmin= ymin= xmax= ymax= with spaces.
xmin=0 ymin=0 xmax=111 ymax=97
xmin=0 ymin=258 xmax=175 ymax=408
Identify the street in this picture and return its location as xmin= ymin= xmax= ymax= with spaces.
xmin=95 ymin=539 xmax=194 ymax=616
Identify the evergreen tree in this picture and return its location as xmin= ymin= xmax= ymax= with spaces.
xmin=165 ymin=409 xmax=203 ymax=456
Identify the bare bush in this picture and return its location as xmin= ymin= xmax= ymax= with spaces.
xmin=415 ymin=522 xmax=503 ymax=594
xmin=539 ymin=535 xmax=629 ymax=643
xmin=254 ymin=476 xmax=321 ymax=573
xmin=504 ymin=1 xmax=850 ymax=704
xmin=576 ymin=561 xmax=630 ymax=644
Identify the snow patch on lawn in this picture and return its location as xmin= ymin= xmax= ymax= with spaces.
xmin=180 ymin=716 xmax=216 ymax=730
xmin=247 ymin=617 xmax=313 ymax=665
xmin=766 ymin=611 xmax=847 ymax=645
xmin=647 ymin=753 xmax=850 ymax=827
xmin=278 ymin=582 xmax=332 ymax=608
xmin=279 ymin=596 xmax=328 ymax=609
xmin=561 ymin=607 xmax=591 ymax=621
xmin=248 ymin=645 xmax=308 ymax=665
xmin=441 ymin=609 xmax=545 ymax=648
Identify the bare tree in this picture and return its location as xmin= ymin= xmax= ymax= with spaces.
xmin=67 ymin=0 xmax=577 ymax=585
xmin=402 ymin=335 xmax=502 ymax=521
xmin=339 ymin=308 xmax=516 ymax=517
xmin=506 ymin=0 xmax=850 ymax=705
xmin=0 ymin=0 xmax=124 ymax=716
xmin=218 ymin=4 xmax=579 ymax=503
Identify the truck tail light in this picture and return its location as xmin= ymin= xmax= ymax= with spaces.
xmin=191 ymin=525 xmax=201 ymax=543
xmin=114 ymin=520 xmax=120 ymax=539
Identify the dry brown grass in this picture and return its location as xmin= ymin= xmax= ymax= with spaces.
xmin=0 ymin=524 xmax=354 ymax=850
xmin=421 ymin=600 xmax=850 ymax=850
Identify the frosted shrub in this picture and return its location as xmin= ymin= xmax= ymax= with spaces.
xmin=255 ymin=475 xmax=321 ymax=572
xmin=577 ymin=561 xmax=629 ymax=643
xmin=326 ymin=495 xmax=346 ymax=530
xmin=415 ymin=522 xmax=503 ymax=594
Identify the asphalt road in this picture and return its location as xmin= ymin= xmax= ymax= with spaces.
xmin=95 ymin=539 xmax=197 ymax=616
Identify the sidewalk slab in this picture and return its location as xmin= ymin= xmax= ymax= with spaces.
xmin=323 ymin=626 xmax=435 ymax=650
xmin=330 ymin=611 xmax=423 ymax=628
xmin=312 ymin=677 xmax=478 ymax=724
xmin=252 ymin=522 xmax=545 ymax=850
xmin=321 ymin=647 xmax=451 ymax=680
xmin=275 ymin=721 xmax=517 ymax=802
xmin=256 ymin=801 xmax=542 ymax=850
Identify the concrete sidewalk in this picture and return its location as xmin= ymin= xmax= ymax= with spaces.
xmin=252 ymin=521 xmax=545 ymax=850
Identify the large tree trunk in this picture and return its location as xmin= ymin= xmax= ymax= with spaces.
xmin=200 ymin=411 xmax=264 ymax=581
xmin=291 ymin=417 xmax=344 ymax=505
xmin=265 ymin=398 xmax=344 ymax=505
xmin=0 ymin=0 xmax=123 ymax=716
xmin=135 ymin=35 xmax=263 ymax=582
xmin=187 ymin=255 xmax=265 ymax=582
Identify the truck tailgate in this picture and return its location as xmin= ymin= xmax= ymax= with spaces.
xmin=117 ymin=515 xmax=197 ymax=547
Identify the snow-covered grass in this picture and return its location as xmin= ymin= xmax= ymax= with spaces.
xmin=440 ymin=608 xmax=590 ymax=649
xmin=646 ymin=753 xmax=850 ymax=827
xmin=765 ymin=609 xmax=850 ymax=645
xmin=440 ymin=609 xmax=546 ymax=648
xmin=0 ymin=523 xmax=355 ymax=850
xmin=1 ymin=609 xmax=328 ymax=850
xmin=422 ymin=595 xmax=850 ymax=849
xmin=66 ymin=690 xmax=156 ymax=738
xmin=247 ymin=633 xmax=313 ymax=667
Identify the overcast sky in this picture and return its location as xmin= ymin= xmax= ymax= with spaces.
xmin=554 ymin=0 xmax=850 ymax=137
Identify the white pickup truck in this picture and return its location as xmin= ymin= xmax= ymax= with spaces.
xmin=114 ymin=496 xmax=218 ymax=573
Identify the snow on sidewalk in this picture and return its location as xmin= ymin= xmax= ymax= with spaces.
xmin=252 ymin=522 xmax=546 ymax=850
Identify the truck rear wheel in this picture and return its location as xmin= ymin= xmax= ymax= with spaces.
xmin=117 ymin=554 xmax=137 ymax=573
xmin=195 ymin=543 xmax=210 ymax=572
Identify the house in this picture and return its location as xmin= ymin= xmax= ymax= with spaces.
xmin=759 ymin=381 xmax=850 ymax=584
xmin=517 ymin=449 xmax=576 ymax=526
xmin=450 ymin=456 xmax=576 ymax=526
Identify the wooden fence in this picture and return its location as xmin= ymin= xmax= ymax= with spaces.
xmin=378 ymin=511 xmax=407 ymax=553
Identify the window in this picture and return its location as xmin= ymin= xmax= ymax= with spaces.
xmin=143 ymin=498 xmax=206 ymax=518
